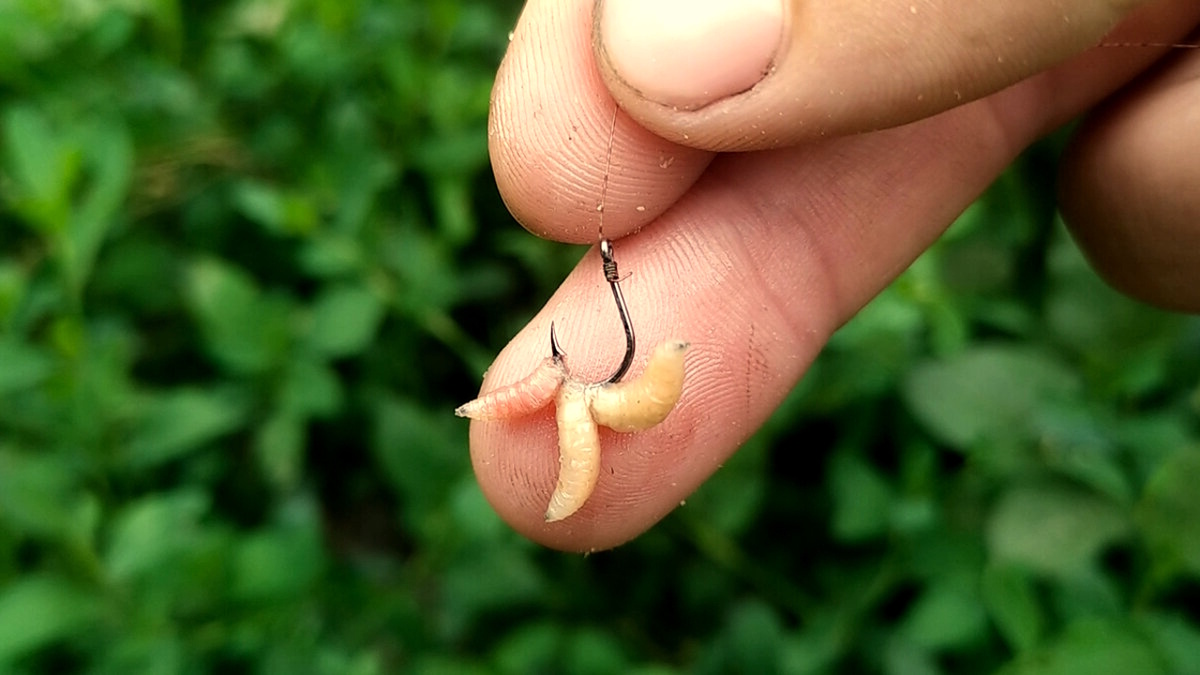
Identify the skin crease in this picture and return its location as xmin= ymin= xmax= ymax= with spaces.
xmin=476 ymin=0 xmax=1200 ymax=552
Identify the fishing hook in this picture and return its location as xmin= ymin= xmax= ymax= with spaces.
xmin=547 ymin=238 xmax=637 ymax=384
xmin=599 ymin=238 xmax=636 ymax=384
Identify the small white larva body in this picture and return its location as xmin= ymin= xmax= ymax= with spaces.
xmin=455 ymin=356 xmax=566 ymax=420
xmin=544 ymin=381 xmax=600 ymax=522
xmin=588 ymin=340 xmax=689 ymax=432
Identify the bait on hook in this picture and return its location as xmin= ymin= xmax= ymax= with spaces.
xmin=457 ymin=106 xmax=688 ymax=522
xmin=453 ymin=327 xmax=566 ymax=421
xmin=456 ymin=237 xmax=689 ymax=522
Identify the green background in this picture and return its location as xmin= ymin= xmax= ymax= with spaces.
xmin=2 ymin=1 xmax=1199 ymax=673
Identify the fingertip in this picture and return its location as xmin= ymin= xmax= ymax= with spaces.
xmin=467 ymin=221 xmax=821 ymax=551
xmin=595 ymin=0 xmax=784 ymax=110
xmin=489 ymin=0 xmax=713 ymax=243
xmin=1059 ymin=46 xmax=1200 ymax=313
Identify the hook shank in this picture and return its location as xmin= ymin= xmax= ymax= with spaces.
xmin=547 ymin=240 xmax=636 ymax=384
xmin=600 ymin=239 xmax=636 ymax=384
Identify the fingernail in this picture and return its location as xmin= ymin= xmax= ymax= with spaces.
xmin=596 ymin=0 xmax=784 ymax=110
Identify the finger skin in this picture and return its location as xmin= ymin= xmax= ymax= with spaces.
xmin=595 ymin=0 xmax=1199 ymax=151
xmin=1059 ymin=48 xmax=1200 ymax=312
xmin=489 ymin=0 xmax=712 ymax=242
xmin=478 ymin=0 xmax=1200 ymax=551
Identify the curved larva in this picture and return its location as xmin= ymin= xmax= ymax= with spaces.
xmin=544 ymin=381 xmax=600 ymax=522
xmin=587 ymin=340 xmax=689 ymax=432
xmin=455 ymin=356 xmax=565 ymax=420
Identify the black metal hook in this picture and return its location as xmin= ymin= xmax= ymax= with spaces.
xmin=599 ymin=238 xmax=635 ymax=384
xmin=548 ymin=238 xmax=637 ymax=384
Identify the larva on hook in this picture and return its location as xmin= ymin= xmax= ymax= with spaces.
xmin=545 ymin=381 xmax=600 ymax=522
xmin=457 ymin=107 xmax=691 ymax=524
xmin=588 ymin=340 xmax=690 ymax=432
xmin=455 ymin=353 xmax=566 ymax=420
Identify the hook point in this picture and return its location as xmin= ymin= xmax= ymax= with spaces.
xmin=550 ymin=322 xmax=565 ymax=363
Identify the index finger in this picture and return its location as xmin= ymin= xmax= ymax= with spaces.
xmin=489 ymin=0 xmax=713 ymax=243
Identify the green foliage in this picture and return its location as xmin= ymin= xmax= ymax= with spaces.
xmin=2 ymin=2 xmax=1199 ymax=674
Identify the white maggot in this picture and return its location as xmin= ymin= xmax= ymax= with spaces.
xmin=544 ymin=380 xmax=600 ymax=522
xmin=587 ymin=340 xmax=689 ymax=432
xmin=455 ymin=356 xmax=566 ymax=420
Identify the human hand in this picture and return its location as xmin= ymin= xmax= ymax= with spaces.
xmin=472 ymin=0 xmax=1200 ymax=551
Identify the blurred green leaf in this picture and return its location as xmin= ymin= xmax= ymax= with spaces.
xmin=778 ymin=619 xmax=842 ymax=675
xmin=298 ymin=233 xmax=368 ymax=278
xmin=901 ymin=582 xmax=988 ymax=651
xmin=370 ymin=396 xmax=466 ymax=521
xmin=997 ymin=619 xmax=1165 ymax=675
xmin=124 ymin=387 xmax=249 ymax=468
xmin=230 ymin=520 xmax=325 ymax=602
xmin=255 ymin=409 xmax=306 ymax=490
xmin=696 ymin=599 xmax=785 ymax=675
xmin=829 ymin=450 xmax=893 ymax=542
xmin=684 ymin=434 xmax=767 ymax=537
xmin=447 ymin=477 xmax=508 ymax=544
xmin=278 ymin=357 xmax=343 ymax=417
xmin=0 ymin=575 xmax=102 ymax=664
xmin=104 ymin=489 xmax=210 ymax=582
xmin=982 ymin=563 xmax=1045 ymax=653
xmin=305 ymin=283 xmax=385 ymax=358
xmin=88 ymin=633 xmax=185 ymax=675
xmin=882 ymin=637 xmax=939 ymax=675
xmin=441 ymin=544 xmax=545 ymax=636
xmin=563 ymin=627 xmax=630 ymax=675
xmin=185 ymin=257 xmax=293 ymax=374
xmin=491 ymin=620 xmax=564 ymax=675
xmin=0 ymin=336 xmax=54 ymax=394
xmin=1136 ymin=449 xmax=1200 ymax=582
xmin=1 ymin=1 xmax=1199 ymax=672
xmin=0 ymin=449 xmax=90 ymax=542
xmin=409 ymin=655 xmax=491 ymax=675
xmin=0 ymin=262 xmax=26 ymax=328
xmin=63 ymin=116 xmax=133 ymax=294
xmin=233 ymin=179 xmax=320 ymax=236
xmin=986 ymin=483 xmax=1129 ymax=577
xmin=903 ymin=345 xmax=1080 ymax=449
xmin=430 ymin=176 xmax=474 ymax=244
xmin=2 ymin=105 xmax=78 ymax=231
xmin=1138 ymin=612 xmax=1200 ymax=675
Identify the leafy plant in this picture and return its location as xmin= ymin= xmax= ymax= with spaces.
xmin=2 ymin=2 xmax=1198 ymax=674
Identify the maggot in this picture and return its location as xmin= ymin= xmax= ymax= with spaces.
xmin=587 ymin=340 xmax=690 ymax=432
xmin=544 ymin=381 xmax=600 ymax=522
xmin=454 ymin=354 xmax=566 ymax=420
xmin=457 ymin=234 xmax=688 ymax=522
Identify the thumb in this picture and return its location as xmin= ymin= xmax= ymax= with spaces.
xmin=593 ymin=0 xmax=1187 ymax=151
